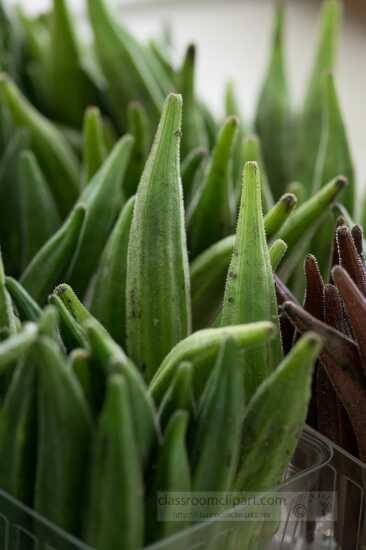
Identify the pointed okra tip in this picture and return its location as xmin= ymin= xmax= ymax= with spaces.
xmin=186 ymin=43 xmax=196 ymax=62
xmin=243 ymin=160 xmax=259 ymax=180
xmin=299 ymin=331 xmax=323 ymax=355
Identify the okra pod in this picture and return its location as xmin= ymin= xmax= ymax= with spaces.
xmin=49 ymin=292 xmax=88 ymax=350
xmin=82 ymin=106 xmax=108 ymax=183
xmin=90 ymin=196 xmax=135 ymax=347
xmin=177 ymin=44 xmax=208 ymax=158
xmin=191 ymin=338 xmax=244 ymax=493
xmin=18 ymin=150 xmax=60 ymax=270
xmin=235 ymin=332 xmax=322 ymax=491
xmin=124 ymin=101 xmax=150 ymax=198
xmin=48 ymin=0 xmax=99 ymax=127
xmin=188 ymin=116 xmax=238 ymax=256
xmin=69 ymin=135 xmax=134 ymax=297
xmin=314 ymin=73 xmax=355 ymax=213
xmin=255 ymin=2 xmax=292 ymax=199
xmin=221 ymin=162 xmax=282 ymax=399
xmin=150 ymin=321 xmax=275 ymax=404
xmin=146 ymin=411 xmax=191 ymax=543
xmin=0 ymin=74 xmax=80 ymax=216
xmin=34 ymin=336 xmax=93 ymax=535
xmin=126 ymin=94 xmax=191 ymax=380
xmin=20 ymin=204 xmax=86 ymax=304
xmin=298 ymin=0 xmax=341 ymax=194
xmin=5 ymin=276 xmax=41 ymax=322
xmin=0 ymin=356 xmax=37 ymax=505
xmin=84 ymin=374 xmax=144 ymax=550
xmin=158 ymin=361 xmax=196 ymax=429
xmin=87 ymin=0 xmax=163 ymax=127
xmin=181 ymin=146 xmax=208 ymax=199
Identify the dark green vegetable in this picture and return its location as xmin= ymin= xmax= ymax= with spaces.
xmin=20 ymin=204 xmax=86 ymax=304
xmin=84 ymin=374 xmax=144 ymax=550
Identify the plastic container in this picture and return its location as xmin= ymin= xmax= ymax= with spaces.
xmin=1 ymin=425 xmax=365 ymax=549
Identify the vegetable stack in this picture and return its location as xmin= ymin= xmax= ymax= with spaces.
xmin=0 ymin=0 xmax=362 ymax=548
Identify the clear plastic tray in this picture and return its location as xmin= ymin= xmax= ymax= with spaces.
xmin=1 ymin=426 xmax=365 ymax=549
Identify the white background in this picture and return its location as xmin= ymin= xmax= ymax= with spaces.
xmin=6 ymin=0 xmax=366 ymax=195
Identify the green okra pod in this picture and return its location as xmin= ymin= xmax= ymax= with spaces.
xmin=158 ymin=361 xmax=196 ymax=429
xmin=5 ymin=277 xmax=41 ymax=322
xmin=126 ymin=94 xmax=191 ymax=381
xmin=147 ymin=411 xmax=191 ymax=543
xmin=124 ymin=101 xmax=151 ymax=198
xmin=234 ymin=332 xmax=322 ymax=492
xmin=34 ymin=336 xmax=93 ymax=535
xmin=298 ymin=0 xmax=342 ymax=195
xmin=87 ymin=0 xmax=163 ymax=127
xmin=191 ymin=338 xmax=244 ymax=493
xmin=37 ymin=304 xmax=59 ymax=340
xmin=188 ymin=116 xmax=238 ymax=256
xmin=18 ymin=150 xmax=60 ymax=270
xmin=48 ymin=0 xmax=99 ymax=127
xmin=0 ymin=356 xmax=37 ymax=505
xmin=82 ymin=106 xmax=108 ymax=184
xmin=181 ymin=146 xmax=208 ymax=199
xmin=177 ymin=44 xmax=208 ymax=158
xmin=0 ymin=129 xmax=29 ymax=276
xmin=84 ymin=374 xmax=144 ymax=550
xmin=90 ymin=196 xmax=135 ymax=347
xmin=314 ymin=73 xmax=355 ymax=213
xmin=69 ymin=135 xmax=134 ymax=297
xmin=0 ymin=74 xmax=80 ymax=216
xmin=149 ymin=321 xmax=275 ymax=404
xmin=225 ymin=80 xmax=246 ymax=198
xmin=255 ymin=3 xmax=292 ymax=199
xmin=0 ymin=323 xmax=37 ymax=376
xmin=221 ymin=162 xmax=282 ymax=399
xmin=189 ymin=201 xmax=292 ymax=331
xmin=0 ymin=250 xmax=17 ymax=334
xmin=243 ymin=134 xmax=274 ymax=212
xmin=70 ymin=349 xmax=96 ymax=415
xmin=20 ymin=204 xmax=86 ymax=305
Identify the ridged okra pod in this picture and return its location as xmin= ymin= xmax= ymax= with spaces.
xmin=191 ymin=338 xmax=244 ymax=493
xmin=177 ymin=44 xmax=207 ymax=159
xmin=126 ymin=94 xmax=191 ymax=381
xmin=298 ymin=0 xmax=341 ymax=195
xmin=82 ymin=106 xmax=108 ymax=183
xmin=0 ymin=74 xmax=80 ymax=216
xmin=0 ymin=323 xmax=37 ymax=376
xmin=34 ymin=336 xmax=93 ymax=535
xmin=234 ymin=332 xmax=322 ymax=492
xmin=0 ymin=356 xmax=37 ymax=505
xmin=255 ymin=3 xmax=292 ymax=199
xmin=188 ymin=116 xmax=238 ymax=256
xmin=18 ymin=151 xmax=60 ymax=270
xmin=221 ymin=162 xmax=282 ymax=399
xmin=84 ymin=374 xmax=144 ymax=550
xmin=158 ymin=361 xmax=196 ymax=429
xmin=5 ymin=277 xmax=41 ymax=322
xmin=147 ymin=411 xmax=191 ymax=543
xmin=69 ymin=135 xmax=134 ymax=297
xmin=20 ymin=204 xmax=86 ymax=305
xmin=314 ymin=73 xmax=355 ymax=213
xmin=87 ymin=0 xmax=163 ymax=127
xmin=124 ymin=101 xmax=151 ymax=198
xmin=90 ymin=196 xmax=135 ymax=347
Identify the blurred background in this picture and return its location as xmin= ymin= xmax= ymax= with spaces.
xmin=6 ymin=0 xmax=366 ymax=188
